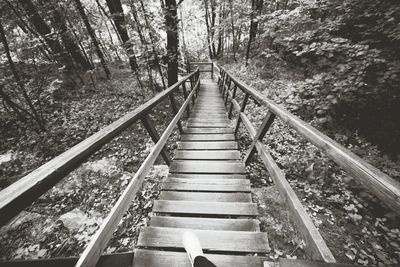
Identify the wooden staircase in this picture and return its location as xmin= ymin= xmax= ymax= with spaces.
xmin=133 ymin=79 xmax=270 ymax=266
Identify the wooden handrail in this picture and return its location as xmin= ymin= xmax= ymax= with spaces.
xmin=0 ymin=69 xmax=200 ymax=227
xmin=216 ymin=63 xmax=400 ymax=214
xmin=76 ymin=77 xmax=201 ymax=267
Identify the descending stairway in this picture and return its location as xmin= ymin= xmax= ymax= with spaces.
xmin=133 ymin=79 xmax=270 ymax=266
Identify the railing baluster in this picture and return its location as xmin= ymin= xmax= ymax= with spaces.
xmin=244 ymin=110 xmax=276 ymax=165
xmin=228 ymin=84 xmax=238 ymax=119
xmin=141 ymin=114 xmax=171 ymax=165
xmin=181 ymin=83 xmax=190 ymax=116
xmin=224 ymin=77 xmax=231 ymax=106
xmin=234 ymin=92 xmax=249 ymax=137
xmin=169 ymin=93 xmax=184 ymax=133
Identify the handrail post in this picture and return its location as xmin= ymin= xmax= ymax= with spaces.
xmin=234 ymin=92 xmax=249 ymax=137
xmin=244 ymin=111 xmax=276 ymax=165
xmin=224 ymin=78 xmax=232 ymax=106
xmin=182 ymin=83 xmax=190 ymax=116
xmin=141 ymin=114 xmax=171 ymax=165
xmin=228 ymin=84 xmax=238 ymax=119
xmin=169 ymin=93 xmax=184 ymax=133
xmin=211 ymin=62 xmax=214 ymax=79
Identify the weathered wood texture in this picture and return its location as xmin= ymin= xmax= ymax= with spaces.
xmin=133 ymin=249 xmax=268 ymax=267
xmin=135 ymin=80 xmax=270 ymax=265
xmin=137 ymin=227 xmax=269 ymax=253
xmin=149 ymin=216 xmax=259 ymax=231
xmin=75 ymin=74 xmax=201 ymax=267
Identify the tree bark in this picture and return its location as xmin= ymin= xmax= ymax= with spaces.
xmin=51 ymin=7 xmax=92 ymax=71
xmin=165 ymin=0 xmax=179 ymax=86
xmin=245 ymin=0 xmax=263 ymax=66
xmin=19 ymin=0 xmax=73 ymax=70
xmin=139 ymin=0 xmax=167 ymax=89
xmin=73 ymin=0 xmax=111 ymax=79
xmin=228 ymin=0 xmax=236 ymax=61
xmin=0 ymin=18 xmax=45 ymax=130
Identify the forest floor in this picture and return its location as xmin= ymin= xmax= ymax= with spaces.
xmin=223 ymin=57 xmax=400 ymax=266
xmin=0 ymin=64 xmax=184 ymax=260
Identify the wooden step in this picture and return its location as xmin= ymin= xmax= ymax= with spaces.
xmin=177 ymin=141 xmax=237 ymax=150
xmin=174 ymin=150 xmax=241 ymax=160
xmin=153 ymin=200 xmax=258 ymax=216
xmin=184 ymin=128 xmax=233 ymax=134
xmin=187 ymin=123 xmax=230 ymax=128
xmin=159 ymin=191 xmax=252 ymax=202
xmin=181 ymin=134 xmax=234 ymax=141
xmin=137 ymin=227 xmax=269 ymax=253
xmin=170 ymin=161 xmax=245 ymax=174
xmin=149 ymin=216 xmax=259 ymax=231
xmin=133 ymin=249 xmax=268 ymax=267
xmin=162 ymin=183 xmax=250 ymax=192
xmin=168 ymin=173 xmax=246 ymax=179
xmin=165 ymin=177 xmax=249 ymax=185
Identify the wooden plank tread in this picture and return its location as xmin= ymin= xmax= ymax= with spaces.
xmin=133 ymin=249 xmax=268 ymax=267
xmin=149 ymin=216 xmax=260 ymax=231
xmin=181 ymin=134 xmax=234 ymax=141
xmin=170 ymin=161 xmax=245 ymax=174
xmin=137 ymin=227 xmax=269 ymax=253
xmin=153 ymin=200 xmax=258 ymax=216
xmin=174 ymin=150 xmax=241 ymax=160
xmin=159 ymin=191 xmax=252 ymax=202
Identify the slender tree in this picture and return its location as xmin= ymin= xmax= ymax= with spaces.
xmin=19 ymin=0 xmax=74 ymax=69
xmin=245 ymin=0 xmax=264 ymax=66
xmin=138 ymin=0 xmax=167 ymax=89
xmin=73 ymin=0 xmax=111 ymax=78
xmin=51 ymin=6 xmax=93 ymax=71
xmin=164 ymin=0 xmax=179 ymax=86
xmin=0 ymin=18 xmax=45 ymax=130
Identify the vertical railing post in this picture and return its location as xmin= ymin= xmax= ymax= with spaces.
xmin=224 ymin=77 xmax=232 ymax=106
xmin=182 ymin=83 xmax=190 ymax=116
xmin=228 ymin=84 xmax=238 ymax=119
xmin=169 ymin=92 xmax=184 ymax=133
xmin=211 ymin=63 xmax=214 ymax=79
xmin=141 ymin=114 xmax=171 ymax=165
xmin=234 ymin=93 xmax=249 ymax=137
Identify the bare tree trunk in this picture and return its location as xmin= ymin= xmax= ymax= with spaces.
xmin=0 ymin=18 xmax=45 ymax=130
xmin=51 ymin=7 xmax=93 ymax=71
xmin=73 ymin=0 xmax=111 ymax=79
xmin=138 ymin=0 xmax=167 ymax=89
xmin=19 ymin=0 xmax=74 ymax=70
xmin=228 ymin=0 xmax=236 ymax=61
xmin=105 ymin=0 xmax=144 ymax=89
xmin=165 ymin=0 xmax=179 ymax=86
xmin=245 ymin=0 xmax=263 ymax=66
xmin=203 ymin=0 xmax=214 ymax=59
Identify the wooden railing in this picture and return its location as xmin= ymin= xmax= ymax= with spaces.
xmin=214 ymin=63 xmax=400 ymax=262
xmin=0 ymin=68 xmax=200 ymax=234
xmin=188 ymin=62 xmax=214 ymax=79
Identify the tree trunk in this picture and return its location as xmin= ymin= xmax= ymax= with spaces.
xmin=73 ymin=0 xmax=111 ymax=79
xmin=228 ymin=0 xmax=236 ymax=61
xmin=52 ymin=7 xmax=92 ymax=71
xmin=203 ymin=0 xmax=214 ymax=59
xmin=0 ymin=18 xmax=45 ymax=130
xmin=245 ymin=0 xmax=263 ymax=66
xmin=19 ymin=0 xmax=73 ymax=70
xmin=105 ymin=0 xmax=144 ymax=89
xmin=105 ymin=0 xmax=138 ymax=71
xmin=139 ymin=0 xmax=167 ymax=89
xmin=165 ymin=0 xmax=179 ymax=86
